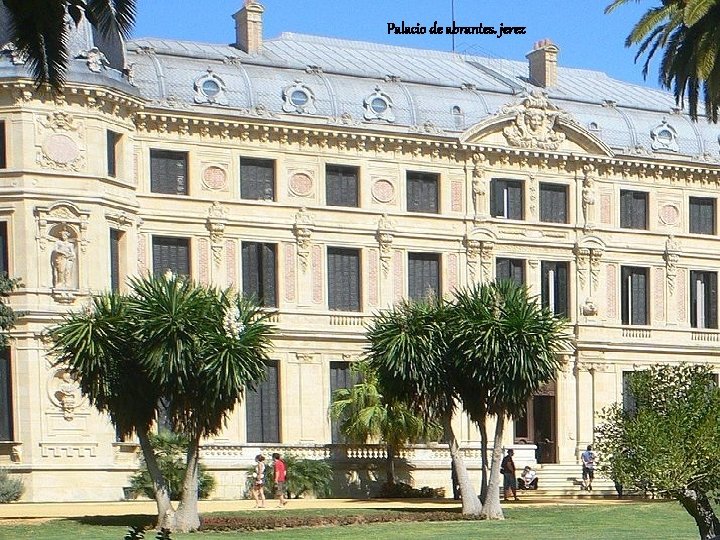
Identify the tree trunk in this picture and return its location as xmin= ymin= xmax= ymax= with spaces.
xmin=479 ymin=414 xmax=506 ymax=520
xmin=479 ymin=418 xmax=489 ymax=504
xmin=386 ymin=443 xmax=396 ymax=485
xmin=677 ymin=488 xmax=720 ymax=540
xmin=171 ymin=434 xmax=202 ymax=533
xmin=137 ymin=427 xmax=174 ymax=529
xmin=442 ymin=414 xmax=482 ymax=516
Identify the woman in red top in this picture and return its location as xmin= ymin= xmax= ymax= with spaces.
xmin=272 ymin=452 xmax=287 ymax=507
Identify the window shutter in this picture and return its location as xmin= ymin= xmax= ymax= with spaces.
xmin=0 ymin=222 xmax=8 ymax=275
xmin=330 ymin=362 xmax=360 ymax=443
xmin=246 ymin=362 xmax=280 ymax=443
xmin=634 ymin=192 xmax=647 ymax=229
xmin=328 ymin=248 xmax=360 ymax=311
xmin=630 ymin=268 xmax=647 ymax=324
xmin=491 ymin=180 xmax=504 ymax=217
xmin=110 ymin=229 xmax=121 ymax=291
xmin=541 ymin=262 xmax=550 ymax=309
xmin=621 ymin=267 xmax=630 ymax=325
xmin=622 ymin=371 xmax=637 ymax=415
xmin=540 ymin=184 xmax=567 ymax=223
xmin=408 ymin=253 xmax=440 ymax=300
xmin=510 ymin=259 xmax=524 ymax=284
xmin=507 ymin=181 xmax=523 ymax=220
xmin=0 ymin=121 xmax=6 ymax=169
xmin=152 ymin=237 xmax=190 ymax=276
xmin=326 ymin=166 xmax=359 ymax=207
xmin=556 ymin=262 xmax=568 ymax=316
xmin=107 ymin=131 xmax=118 ymax=178
xmin=261 ymin=243 xmax=277 ymax=308
xmin=407 ymin=172 xmax=438 ymax=213
xmin=496 ymin=258 xmax=510 ymax=281
xmin=710 ymin=272 xmax=718 ymax=329
xmin=690 ymin=198 xmax=715 ymax=235
xmin=242 ymin=242 xmax=261 ymax=301
xmin=150 ymin=150 xmax=187 ymax=195
xmin=0 ymin=348 xmax=11 ymax=441
xmin=241 ymin=158 xmax=275 ymax=200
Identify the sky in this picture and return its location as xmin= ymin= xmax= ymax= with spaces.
xmin=132 ymin=0 xmax=660 ymax=90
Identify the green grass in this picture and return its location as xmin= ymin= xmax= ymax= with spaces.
xmin=0 ymin=502 xmax=699 ymax=540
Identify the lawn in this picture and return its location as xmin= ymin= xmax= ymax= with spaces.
xmin=0 ymin=502 xmax=699 ymax=540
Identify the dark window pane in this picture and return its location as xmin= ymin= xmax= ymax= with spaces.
xmin=246 ymin=361 xmax=280 ymax=443
xmin=240 ymin=158 xmax=275 ymax=201
xmin=0 ymin=348 xmax=11 ymax=441
xmin=107 ymin=130 xmax=119 ymax=178
xmin=491 ymin=179 xmax=523 ymax=219
xmin=620 ymin=190 xmax=648 ymax=230
xmin=622 ymin=371 xmax=637 ymax=416
xmin=541 ymin=261 xmax=569 ymax=316
xmin=621 ymin=266 xmax=648 ymax=325
xmin=690 ymin=270 xmax=718 ymax=329
xmin=539 ymin=183 xmax=567 ymax=223
xmin=241 ymin=242 xmax=277 ymax=307
xmin=326 ymin=165 xmax=359 ymax=207
xmin=690 ymin=197 xmax=715 ymax=235
xmin=329 ymin=362 xmax=360 ymax=443
xmin=110 ymin=229 xmax=121 ymax=291
xmin=328 ymin=248 xmax=360 ymax=311
xmin=152 ymin=236 xmax=190 ymax=277
xmin=496 ymin=258 xmax=525 ymax=284
xmin=0 ymin=222 xmax=8 ymax=275
xmin=407 ymin=172 xmax=439 ymax=213
xmin=0 ymin=121 xmax=6 ymax=169
xmin=150 ymin=150 xmax=187 ymax=195
xmin=408 ymin=252 xmax=440 ymax=300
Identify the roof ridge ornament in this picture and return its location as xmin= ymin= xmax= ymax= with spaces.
xmin=500 ymin=89 xmax=567 ymax=150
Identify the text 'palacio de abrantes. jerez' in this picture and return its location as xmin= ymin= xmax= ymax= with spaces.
xmin=0 ymin=3 xmax=719 ymax=501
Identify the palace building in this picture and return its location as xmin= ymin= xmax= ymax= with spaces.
xmin=1 ymin=3 xmax=719 ymax=500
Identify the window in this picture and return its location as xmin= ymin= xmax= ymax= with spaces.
xmin=541 ymin=261 xmax=569 ymax=316
xmin=150 ymin=150 xmax=187 ymax=195
xmin=496 ymin=258 xmax=525 ymax=284
xmin=246 ymin=361 xmax=280 ymax=443
xmin=0 ymin=348 xmax=11 ymax=441
xmin=621 ymin=266 xmax=648 ymax=325
xmin=690 ymin=197 xmax=716 ymax=235
xmin=0 ymin=222 xmax=8 ymax=276
xmin=241 ymin=242 xmax=277 ymax=308
xmin=622 ymin=371 xmax=637 ymax=415
xmin=240 ymin=158 xmax=275 ymax=201
xmin=329 ymin=362 xmax=360 ymax=443
xmin=110 ymin=229 xmax=123 ymax=292
xmin=152 ymin=236 xmax=190 ymax=277
xmin=539 ymin=183 xmax=568 ymax=224
xmin=326 ymin=165 xmax=359 ymax=207
xmin=620 ymin=190 xmax=648 ymax=230
xmin=491 ymin=179 xmax=523 ymax=220
xmin=690 ymin=270 xmax=718 ymax=329
xmin=107 ymin=130 xmax=120 ymax=178
xmin=0 ymin=121 xmax=6 ymax=169
xmin=407 ymin=171 xmax=439 ymax=213
xmin=328 ymin=248 xmax=361 ymax=311
xmin=408 ymin=252 xmax=440 ymax=300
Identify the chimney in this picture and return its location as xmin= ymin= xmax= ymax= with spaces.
xmin=526 ymin=39 xmax=559 ymax=88
xmin=233 ymin=1 xmax=264 ymax=54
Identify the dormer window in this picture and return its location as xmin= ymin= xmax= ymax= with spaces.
xmin=650 ymin=120 xmax=678 ymax=152
xmin=364 ymin=87 xmax=395 ymax=122
xmin=194 ymin=71 xmax=228 ymax=105
xmin=283 ymin=81 xmax=316 ymax=114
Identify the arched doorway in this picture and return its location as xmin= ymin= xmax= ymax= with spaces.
xmin=513 ymin=381 xmax=557 ymax=463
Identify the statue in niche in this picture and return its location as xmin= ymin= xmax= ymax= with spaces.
xmin=51 ymin=228 xmax=76 ymax=289
xmin=55 ymin=371 xmax=80 ymax=420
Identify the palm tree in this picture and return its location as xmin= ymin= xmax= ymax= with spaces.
xmin=364 ymin=299 xmax=483 ymax=516
xmin=606 ymin=0 xmax=720 ymax=121
xmin=50 ymin=273 xmax=273 ymax=532
xmin=450 ymin=280 xmax=572 ymax=519
xmin=1 ymin=0 xmax=136 ymax=90
xmin=329 ymin=362 xmax=442 ymax=486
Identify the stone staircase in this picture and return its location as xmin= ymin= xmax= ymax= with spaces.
xmin=515 ymin=463 xmax=619 ymax=498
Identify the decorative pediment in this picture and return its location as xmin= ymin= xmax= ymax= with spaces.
xmin=461 ymin=90 xmax=614 ymax=157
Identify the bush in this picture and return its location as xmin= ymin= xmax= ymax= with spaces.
xmin=0 ymin=469 xmax=23 ymax=503
xmin=376 ymin=481 xmax=444 ymax=499
xmin=245 ymin=454 xmax=333 ymax=499
xmin=129 ymin=431 xmax=215 ymax=500
xmin=200 ymin=510 xmax=477 ymax=532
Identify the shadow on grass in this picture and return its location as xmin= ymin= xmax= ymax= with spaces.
xmin=70 ymin=514 xmax=155 ymax=527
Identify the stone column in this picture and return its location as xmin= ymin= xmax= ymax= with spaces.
xmin=556 ymin=354 xmax=577 ymax=462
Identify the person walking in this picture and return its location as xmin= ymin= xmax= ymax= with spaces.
xmin=252 ymin=454 xmax=266 ymax=508
xmin=272 ymin=452 xmax=288 ymax=507
xmin=581 ymin=445 xmax=596 ymax=491
xmin=501 ymin=449 xmax=519 ymax=501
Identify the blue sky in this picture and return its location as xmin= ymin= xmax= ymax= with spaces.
xmin=132 ymin=1 xmax=659 ymax=89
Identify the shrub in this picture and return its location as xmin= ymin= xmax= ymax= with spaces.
xmin=129 ymin=431 xmax=215 ymax=500
xmin=245 ymin=454 xmax=333 ymax=499
xmin=0 ymin=469 xmax=23 ymax=503
xmin=376 ymin=481 xmax=444 ymax=499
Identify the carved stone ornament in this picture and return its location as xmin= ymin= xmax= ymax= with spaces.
xmin=202 ymin=166 xmax=228 ymax=191
xmin=464 ymin=235 xmax=494 ymax=283
xmin=76 ymin=47 xmax=109 ymax=73
xmin=376 ymin=214 xmax=396 ymax=275
xmin=650 ymin=120 xmax=679 ymax=152
xmin=581 ymin=297 xmax=598 ymax=317
xmin=581 ymin=164 xmax=597 ymax=232
xmin=282 ymin=80 xmax=317 ymax=114
xmin=288 ymin=172 xmax=314 ymax=197
xmin=471 ymin=153 xmax=488 ymax=220
xmin=1 ymin=41 xmax=28 ymax=65
xmin=664 ymin=234 xmax=681 ymax=294
xmin=105 ymin=211 xmax=135 ymax=230
xmin=293 ymin=208 xmax=315 ymax=269
xmin=207 ymin=202 xmax=228 ymax=266
xmin=48 ymin=369 xmax=86 ymax=421
xmin=194 ymin=69 xmax=229 ymax=106
xmin=363 ymin=86 xmax=395 ymax=122
xmin=371 ymin=179 xmax=395 ymax=204
xmin=36 ymin=111 xmax=85 ymax=171
xmin=501 ymin=90 xmax=567 ymax=150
